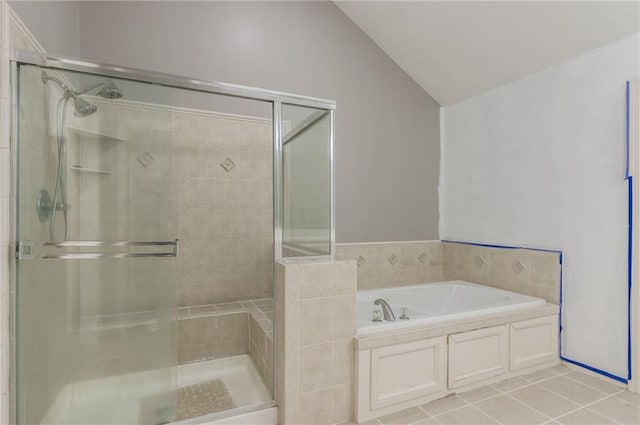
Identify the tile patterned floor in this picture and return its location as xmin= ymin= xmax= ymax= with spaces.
xmin=365 ymin=365 xmax=640 ymax=425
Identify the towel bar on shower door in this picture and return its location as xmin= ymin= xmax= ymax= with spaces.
xmin=15 ymin=239 xmax=179 ymax=260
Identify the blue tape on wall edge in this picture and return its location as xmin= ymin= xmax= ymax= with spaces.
xmin=626 ymin=81 xmax=633 ymax=382
xmin=626 ymin=81 xmax=631 ymax=179
xmin=444 ymin=239 xmax=628 ymax=384
xmin=561 ymin=356 xmax=628 ymax=384
xmin=628 ymin=175 xmax=633 ymax=381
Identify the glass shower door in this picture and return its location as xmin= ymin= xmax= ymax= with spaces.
xmin=15 ymin=63 xmax=179 ymax=425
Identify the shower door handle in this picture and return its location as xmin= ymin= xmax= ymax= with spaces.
xmin=16 ymin=239 xmax=179 ymax=260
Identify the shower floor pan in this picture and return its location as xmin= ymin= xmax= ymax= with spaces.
xmin=39 ymin=355 xmax=271 ymax=425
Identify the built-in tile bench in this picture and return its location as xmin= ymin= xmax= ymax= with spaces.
xmin=176 ymin=298 xmax=273 ymax=389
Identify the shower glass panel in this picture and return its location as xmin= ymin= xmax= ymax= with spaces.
xmin=282 ymin=104 xmax=332 ymax=257
xmin=16 ymin=64 xmax=179 ymax=425
xmin=15 ymin=61 xmax=276 ymax=425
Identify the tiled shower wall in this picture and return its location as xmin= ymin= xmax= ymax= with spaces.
xmin=336 ymin=241 xmax=561 ymax=304
xmin=173 ymin=109 xmax=274 ymax=307
xmin=71 ymin=97 xmax=274 ymax=311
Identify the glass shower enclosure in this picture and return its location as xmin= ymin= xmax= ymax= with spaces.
xmin=11 ymin=52 xmax=335 ymax=425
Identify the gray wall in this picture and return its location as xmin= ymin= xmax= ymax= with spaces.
xmin=9 ymin=1 xmax=79 ymax=57
xmin=12 ymin=1 xmax=441 ymax=243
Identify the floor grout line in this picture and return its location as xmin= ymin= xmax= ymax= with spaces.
xmin=562 ymin=371 xmax=627 ymax=394
xmin=504 ymin=392 xmax=553 ymax=420
xmin=467 ymin=404 xmax=505 ymax=425
xmin=421 ymin=402 xmax=469 ymax=420
xmin=376 ymin=366 xmax=633 ymax=425
xmin=545 ymin=391 xmax=626 ymax=424
xmin=582 ymin=406 xmax=623 ymax=425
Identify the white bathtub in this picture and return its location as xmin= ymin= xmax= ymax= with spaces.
xmin=357 ymin=280 xmax=546 ymax=334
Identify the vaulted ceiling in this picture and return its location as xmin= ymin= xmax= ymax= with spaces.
xmin=335 ymin=1 xmax=640 ymax=106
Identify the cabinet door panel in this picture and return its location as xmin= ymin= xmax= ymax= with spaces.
xmin=448 ymin=325 xmax=508 ymax=389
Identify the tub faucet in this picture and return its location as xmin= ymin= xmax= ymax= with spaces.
xmin=374 ymin=298 xmax=396 ymax=322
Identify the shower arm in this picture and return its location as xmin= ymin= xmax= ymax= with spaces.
xmin=74 ymin=81 xmax=107 ymax=96
xmin=41 ymin=72 xmax=72 ymax=95
xmin=42 ymin=71 xmax=107 ymax=98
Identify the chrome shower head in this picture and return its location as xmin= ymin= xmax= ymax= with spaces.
xmin=72 ymin=97 xmax=98 ymax=117
xmin=96 ymin=80 xmax=123 ymax=99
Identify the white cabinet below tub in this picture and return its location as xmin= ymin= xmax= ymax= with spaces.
xmin=510 ymin=316 xmax=559 ymax=371
xmin=356 ymin=336 xmax=447 ymax=422
xmin=448 ymin=325 xmax=508 ymax=389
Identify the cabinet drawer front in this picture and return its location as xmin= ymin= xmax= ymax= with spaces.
xmin=370 ymin=337 xmax=447 ymax=410
xmin=510 ymin=315 xmax=559 ymax=371
xmin=448 ymin=325 xmax=508 ymax=389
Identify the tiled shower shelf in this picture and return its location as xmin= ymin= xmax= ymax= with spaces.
xmin=66 ymin=126 xmax=128 ymax=143
xmin=70 ymin=165 xmax=112 ymax=175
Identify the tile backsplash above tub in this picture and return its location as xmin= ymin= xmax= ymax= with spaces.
xmin=336 ymin=241 xmax=443 ymax=290
xmin=336 ymin=241 xmax=561 ymax=304
xmin=443 ymin=242 xmax=561 ymax=304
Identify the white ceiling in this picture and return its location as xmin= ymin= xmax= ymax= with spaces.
xmin=335 ymin=1 xmax=640 ymax=106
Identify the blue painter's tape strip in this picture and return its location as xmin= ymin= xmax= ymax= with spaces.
xmin=561 ymin=356 xmax=628 ymax=384
xmin=441 ymin=240 xmax=561 ymax=254
xmin=628 ymin=176 xmax=633 ymax=380
xmin=626 ymin=81 xmax=631 ymax=179
xmin=627 ymin=82 xmax=633 ymax=380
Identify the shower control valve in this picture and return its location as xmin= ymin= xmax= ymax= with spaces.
xmin=36 ymin=189 xmax=70 ymax=223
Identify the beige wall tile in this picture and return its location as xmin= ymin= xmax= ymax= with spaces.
xmin=333 ymin=295 xmax=356 ymax=340
xmin=299 ymin=389 xmax=333 ymax=425
xmin=300 ymin=342 xmax=333 ymax=392
xmin=332 ymin=261 xmax=357 ymax=296
xmin=299 ymin=297 xmax=334 ymax=346
xmin=277 ymin=260 xmax=357 ymax=425
xmin=333 ymin=338 xmax=354 ymax=386
xmin=337 ymin=241 xmax=445 ymax=290
xmin=443 ymin=242 xmax=560 ymax=303
xmin=283 ymin=349 xmax=299 ymax=399
xmin=284 ymin=301 xmax=299 ymax=349
xmin=299 ymin=263 xmax=332 ymax=299
xmin=333 ymin=383 xmax=353 ymax=424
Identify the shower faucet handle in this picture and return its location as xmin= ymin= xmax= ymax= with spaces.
xmin=372 ymin=308 xmax=383 ymax=322
xmin=399 ymin=307 xmax=410 ymax=320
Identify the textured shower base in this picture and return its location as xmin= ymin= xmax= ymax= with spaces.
xmin=41 ymin=355 xmax=271 ymax=425
xmin=176 ymin=379 xmax=236 ymax=419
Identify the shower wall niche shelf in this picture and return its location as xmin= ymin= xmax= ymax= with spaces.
xmin=67 ymin=126 xmax=127 ymax=143
xmin=70 ymin=165 xmax=112 ymax=175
